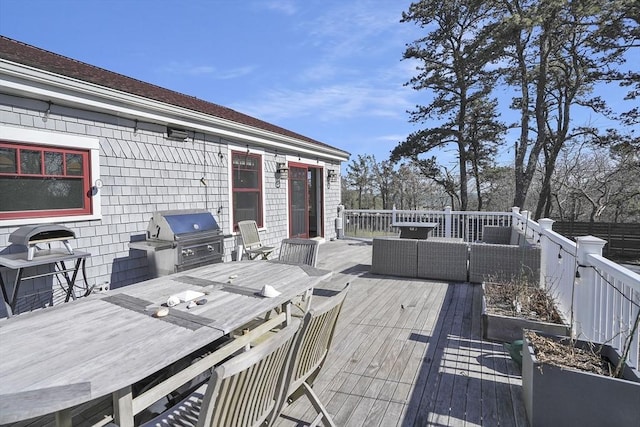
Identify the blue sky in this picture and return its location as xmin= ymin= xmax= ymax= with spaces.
xmin=1 ymin=0 xmax=637 ymax=171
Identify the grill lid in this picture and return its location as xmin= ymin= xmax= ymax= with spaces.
xmin=9 ymin=224 xmax=76 ymax=246
xmin=147 ymin=209 xmax=220 ymax=241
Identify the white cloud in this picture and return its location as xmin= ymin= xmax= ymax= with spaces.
xmin=262 ymin=0 xmax=297 ymax=16
xmin=159 ymin=63 xmax=255 ymax=79
xmin=232 ymin=82 xmax=414 ymax=122
xmin=297 ymin=0 xmax=417 ymax=61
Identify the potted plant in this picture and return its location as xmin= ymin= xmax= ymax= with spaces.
xmin=481 ymin=276 xmax=569 ymax=342
xmin=522 ymin=329 xmax=640 ymax=427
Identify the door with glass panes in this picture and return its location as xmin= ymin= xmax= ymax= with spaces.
xmin=288 ymin=164 xmax=323 ymax=238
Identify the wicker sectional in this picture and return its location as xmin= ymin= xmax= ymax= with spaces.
xmin=468 ymin=243 xmax=540 ymax=283
xmin=416 ymin=240 xmax=469 ymax=282
xmin=371 ymin=237 xmax=418 ymax=278
xmin=371 ymin=228 xmax=541 ymax=284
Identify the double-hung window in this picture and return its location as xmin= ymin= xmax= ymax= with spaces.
xmin=232 ymin=151 xmax=263 ymax=228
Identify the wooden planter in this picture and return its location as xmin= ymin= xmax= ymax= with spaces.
xmin=522 ymin=332 xmax=640 ymax=427
xmin=481 ymin=282 xmax=569 ymax=343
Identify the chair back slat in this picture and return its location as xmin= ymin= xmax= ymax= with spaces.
xmin=198 ymin=318 xmax=300 ymax=427
xmin=278 ymin=238 xmax=320 ymax=267
xmin=238 ymin=220 xmax=263 ymax=250
xmin=275 ymin=283 xmax=350 ymax=420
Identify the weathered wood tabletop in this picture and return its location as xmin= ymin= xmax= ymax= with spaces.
xmin=0 ymin=260 xmax=331 ymax=424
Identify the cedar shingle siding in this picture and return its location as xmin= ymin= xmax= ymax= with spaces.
xmin=0 ymin=36 xmax=348 ymax=317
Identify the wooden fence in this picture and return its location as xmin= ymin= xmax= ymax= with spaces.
xmin=553 ymin=222 xmax=640 ymax=261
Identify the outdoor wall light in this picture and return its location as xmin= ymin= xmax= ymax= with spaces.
xmin=327 ymin=169 xmax=338 ymax=182
xmin=276 ymin=162 xmax=289 ymax=178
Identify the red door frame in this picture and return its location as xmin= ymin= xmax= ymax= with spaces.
xmin=287 ymin=162 xmax=324 ymax=238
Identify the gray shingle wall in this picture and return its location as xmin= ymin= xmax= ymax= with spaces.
xmin=0 ymin=94 xmax=342 ymax=316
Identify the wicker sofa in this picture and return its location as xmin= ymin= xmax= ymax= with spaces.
xmin=468 ymin=243 xmax=540 ymax=283
xmin=371 ymin=237 xmax=418 ymax=278
xmin=371 ymin=226 xmax=541 ymax=284
xmin=371 ymin=237 xmax=467 ymax=282
xmin=416 ymin=240 xmax=469 ymax=282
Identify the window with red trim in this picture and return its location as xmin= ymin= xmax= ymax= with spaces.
xmin=0 ymin=142 xmax=92 ymax=219
xmin=232 ymin=151 xmax=263 ymax=228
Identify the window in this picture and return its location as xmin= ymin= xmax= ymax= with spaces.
xmin=232 ymin=151 xmax=263 ymax=228
xmin=0 ymin=142 xmax=92 ymax=220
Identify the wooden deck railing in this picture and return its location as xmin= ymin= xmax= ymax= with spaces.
xmin=342 ymin=207 xmax=640 ymax=371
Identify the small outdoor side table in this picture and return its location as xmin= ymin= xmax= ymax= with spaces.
xmin=393 ymin=222 xmax=439 ymax=239
xmin=0 ymin=249 xmax=91 ymax=317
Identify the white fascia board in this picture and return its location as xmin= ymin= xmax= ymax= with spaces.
xmin=0 ymin=60 xmax=350 ymax=162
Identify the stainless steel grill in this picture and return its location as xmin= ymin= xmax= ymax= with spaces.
xmin=132 ymin=209 xmax=224 ymax=277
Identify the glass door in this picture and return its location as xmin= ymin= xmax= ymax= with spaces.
xmin=289 ymin=164 xmax=324 ymax=238
xmin=289 ymin=166 xmax=308 ymax=237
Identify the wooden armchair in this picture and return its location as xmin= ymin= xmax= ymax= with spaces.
xmin=270 ymin=283 xmax=351 ymax=427
xmin=139 ymin=317 xmax=301 ymax=427
xmin=238 ymin=220 xmax=275 ymax=260
xmin=278 ymin=238 xmax=320 ymax=267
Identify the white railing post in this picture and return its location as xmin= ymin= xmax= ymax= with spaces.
xmin=511 ymin=206 xmax=520 ymax=228
xmin=574 ymin=235 xmax=607 ymax=340
xmin=538 ymin=218 xmax=555 ymax=289
xmin=392 ymin=204 xmax=397 ymax=225
xmin=444 ymin=206 xmax=452 ymax=238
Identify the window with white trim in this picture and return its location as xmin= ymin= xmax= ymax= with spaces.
xmin=0 ymin=127 xmax=101 ymax=224
xmin=0 ymin=142 xmax=92 ymax=219
xmin=232 ymin=151 xmax=263 ymax=228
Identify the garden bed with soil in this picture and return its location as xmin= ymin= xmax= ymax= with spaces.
xmin=522 ymin=330 xmax=640 ymax=427
xmin=482 ymin=281 xmax=569 ymax=342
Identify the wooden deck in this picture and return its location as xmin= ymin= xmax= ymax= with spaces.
xmin=273 ymin=238 xmax=528 ymax=427
xmin=4 ymin=238 xmax=528 ymax=427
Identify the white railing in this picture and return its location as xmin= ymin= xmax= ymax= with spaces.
xmin=342 ymin=206 xmax=640 ymax=370
xmin=344 ymin=206 xmax=512 ymax=241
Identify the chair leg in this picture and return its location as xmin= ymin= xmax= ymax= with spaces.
xmin=302 ymin=382 xmax=336 ymax=427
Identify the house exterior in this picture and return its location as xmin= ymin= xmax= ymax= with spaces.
xmin=0 ymin=36 xmax=349 ymax=315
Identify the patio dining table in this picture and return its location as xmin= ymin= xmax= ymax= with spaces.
xmin=0 ymin=259 xmax=331 ymax=427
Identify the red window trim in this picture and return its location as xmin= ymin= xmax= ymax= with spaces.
xmin=0 ymin=141 xmax=92 ymax=220
xmin=231 ymin=150 xmax=263 ymax=228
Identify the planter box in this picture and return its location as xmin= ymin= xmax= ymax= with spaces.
xmin=522 ymin=332 xmax=640 ymax=427
xmin=481 ymin=283 xmax=569 ymax=343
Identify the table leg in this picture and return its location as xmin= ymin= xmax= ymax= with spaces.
xmin=0 ymin=271 xmax=14 ymax=317
xmin=303 ymin=288 xmax=313 ymax=312
xmin=54 ymin=408 xmax=73 ymax=427
xmin=284 ymin=301 xmax=291 ymax=325
xmin=61 ymin=258 xmax=83 ymax=303
xmin=1 ymin=268 xmax=24 ymax=317
xmin=113 ymin=385 xmax=135 ymax=427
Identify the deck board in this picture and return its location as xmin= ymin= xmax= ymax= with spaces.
xmin=274 ymin=238 xmax=528 ymax=427
xmin=7 ymin=238 xmax=528 ymax=427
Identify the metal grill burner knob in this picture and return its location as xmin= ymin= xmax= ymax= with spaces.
xmin=181 ymin=249 xmax=195 ymax=257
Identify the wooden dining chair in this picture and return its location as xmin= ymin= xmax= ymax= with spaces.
xmin=278 ymin=238 xmax=320 ymax=267
xmin=269 ymin=282 xmax=350 ymax=427
xmin=238 ymin=220 xmax=275 ymax=260
xmin=139 ymin=318 xmax=301 ymax=427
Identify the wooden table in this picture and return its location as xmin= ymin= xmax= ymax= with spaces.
xmin=0 ymin=260 xmax=331 ymax=426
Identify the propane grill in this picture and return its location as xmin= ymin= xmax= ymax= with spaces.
xmin=133 ymin=209 xmax=224 ymax=277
